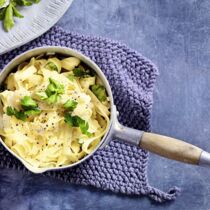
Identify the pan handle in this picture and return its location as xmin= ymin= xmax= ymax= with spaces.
xmin=140 ymin=132 xmax=202 ymax=165
xmin=113 ymin=115 xmax=210 ymax=167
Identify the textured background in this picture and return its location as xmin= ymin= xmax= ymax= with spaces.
xmin=1 ymin=0 xmax=210 ymax=209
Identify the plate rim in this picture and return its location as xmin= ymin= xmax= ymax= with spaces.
xmin=0 ymin=0 xmax=74 ymax=55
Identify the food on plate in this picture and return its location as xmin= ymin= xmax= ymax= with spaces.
xmin=0 ymin=0 xmax=40 ymax=32
xmin=0 ymin=54 xmax=110 ymax=169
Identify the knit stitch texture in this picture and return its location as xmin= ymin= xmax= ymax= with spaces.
xmin=0 ymin=26 xmax=180 ymax=203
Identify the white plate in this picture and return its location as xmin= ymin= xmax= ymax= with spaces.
xmin=0 ymin=0 xmax=74 ymax=55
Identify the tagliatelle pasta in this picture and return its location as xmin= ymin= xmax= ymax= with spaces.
xmin=0 ymin=55 xmax=110 ymax=169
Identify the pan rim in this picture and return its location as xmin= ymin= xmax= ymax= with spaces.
xmin=0 ymin=46 xmax=115 ymax=173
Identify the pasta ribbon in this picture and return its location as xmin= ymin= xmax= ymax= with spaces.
xmin=0 ymin=56 xmax=110 ymax=169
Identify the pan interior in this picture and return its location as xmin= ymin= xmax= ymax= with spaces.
xmin=0 ymin=46 xmax=115 ymax=173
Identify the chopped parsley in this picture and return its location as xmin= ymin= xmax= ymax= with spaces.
xmin=35 ymin=92 xmax=48 ymax=100
xmin=90 ymin=84 xmax=107 ymax=102
xmin=44 ymin=58 xmax=61 ymax=72
xmin=36 ymin=78 xmax=64 ymax=104
xmin=6 ymin=96 xmax=41 ymax=121
xmin=24 ymin=109 xmax=41 ymax=116
xmin=45 ymin=61 xmax=58 ymax=72
xmin=6 ymin=106 xmax=27 ymax=121
xmin=63 ymin=100 xmax=78 ymax=111
xmin=73 ymin=67 xmax=95 ymax=78
xmin=64 ymin=113 xmax=91 ymax=136
xmin=67 ymin=74 xmax=75 ymax=82
xmin=21 ymin=96 xmax=38 ymax=110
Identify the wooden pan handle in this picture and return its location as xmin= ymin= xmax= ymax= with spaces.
xmin=140 ymin=132 xmax=203 ymax=165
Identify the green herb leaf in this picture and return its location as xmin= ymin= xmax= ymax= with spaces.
xmin=12 ymin=5 xmax=24 ymax=18
xmin=35 ymin=78 xmax=64 ymax=105
xmin=24 ymin=108 xmax=41 ymax=116
xmin=68 ymin=74 xmax=75 ymax=81
xmin=6 ymin=106 xmax=16 ymax=116
xmin=7 ymin=95 xmax=41 ymax=120
xmin=64 ymin=113 xmax=91 ymax=136
xmin=90 ymin=84 xmax=107 ymax=102
xmin=48 ymin=78 xmax=64 ymax=94
xmin=43 ymin=78 xmax=64 ymax=104
xmin=77 ymin=117 xmax=91 ymax=136
xmin=73 ymin=67 xmax=86 ymax=77
xmin=32 ymin=0 xmax=40 ymax=3
xmin=0 ymin=0 xmax=6 ymax=7
xmin=1 ymin=0 xmax=41 ymax=32
xmin=45 ymin=61 xmax=58 ymax=72
xmin=21 ymin=96 xmax=38 ymax=110
xmin=6 ymin=106 xmax=27 ymax=121
xmin=64 ymin=100 xmax=78 ymax=111
xmin=73 ymin=67 xmax=95 ymax=78
xmin=15 ymin=110 xmax=27 ymax=121
xmin=45 ymin=83 xmax=57 ymax=96
xmin=35 ymin=92 xmax=48 ymax=100
xmin=14 ymin=0 xmax=32 ymax=6
xmin=3 ymin=4 xmax=14 ymax=32
xmin=46 ymin=94 xmax=58 ymax=104
xmin=0 ymin=7 xmax=6 ymax=20
xmin=64 ymin=112 xmax=74 ymax=127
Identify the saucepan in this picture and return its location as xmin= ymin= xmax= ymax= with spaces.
xmin=0 ymin=46 xmax=210 ymax=173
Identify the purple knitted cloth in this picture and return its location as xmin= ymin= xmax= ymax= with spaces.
xmin=0 ymin=26 xmax=180 ymax=203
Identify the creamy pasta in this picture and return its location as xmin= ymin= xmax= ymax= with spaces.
xmin=0 ymin=55 xmax=110 ymax=169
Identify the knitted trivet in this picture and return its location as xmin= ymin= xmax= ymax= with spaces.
xmin=0 ymin=26 xmax=180 ymax=203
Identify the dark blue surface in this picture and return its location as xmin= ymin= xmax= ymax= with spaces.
xmin=1 ymin=0 xmax=210 ymax=209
